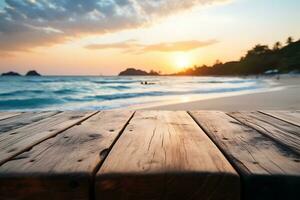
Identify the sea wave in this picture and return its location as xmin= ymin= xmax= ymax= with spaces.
xmin=53 ymin=89 xmax=78 ymax=95
xmin=0 ymin=76 xmax=269 ymax=110
xmin=64 ymin=85 xmax=259 ymax=102
xmin=188 ymin=79 xmax=257 ymax=84
xmin=0 ymin=98 xmax=64 ymax=109
xmin=104 ymin=85 xmax=131 ymax=90
xmin=0 ymin=90 xmax=46 ymax=97
xmin=91 ymin=80 xmax=140 ymax=84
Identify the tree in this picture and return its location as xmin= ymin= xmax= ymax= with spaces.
xmin=214 ymin=59 xmax=222 ymax=65
xmin=286 ymin=36 xmax=294 ymax=45
xmin=247 ymin=44 xmax=270 ymax=56
xmin=149 ymin=70 xmax=160 ymax=75
xmin=273 ymin=41 xmax=282 ymax=50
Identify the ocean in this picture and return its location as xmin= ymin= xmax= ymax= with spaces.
xmin=0 ymin=76 xmax=273 ymax=111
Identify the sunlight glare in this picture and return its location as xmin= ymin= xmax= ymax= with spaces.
xmin=174 ymin=53 xmax=191 ymax=70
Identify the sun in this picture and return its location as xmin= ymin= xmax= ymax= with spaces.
xmin=174 ymin=54 xmax=191 ymax=70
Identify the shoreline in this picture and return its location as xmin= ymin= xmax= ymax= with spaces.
xmin=1 ymin=75 xmax=299 ymax=111
xmin=138 ymin=75 xmax=300 ymax=111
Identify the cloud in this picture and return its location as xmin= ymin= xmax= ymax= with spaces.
xmin=85 ymin=39 xmax=217 ymax=53
xmin=86 ymin=39 xmax=141 ymax=50
xmin=143 ymin=40 xmax=217 ymax=52
xmin=0 ymin=0 xmax=227 ymax=55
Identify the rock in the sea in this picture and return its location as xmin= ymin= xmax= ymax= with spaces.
xmin=119 ymin=68 xmax=159 ymax=76
xmin=26 ymin=70 xmax=41 ymax=76
xmin=1 ymin=71 xmax=21 ymax=76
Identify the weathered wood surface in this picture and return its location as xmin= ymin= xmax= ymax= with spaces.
xmin=0 ymin=110 xmax=300 ymax=200
xmin=190 ymin=111 xmax=300 ymax=200
xmin=96 ymin=111 xmax=240 ymax=200
xmin=0 ymin=111 xmax=59 ymax=133
xmin=0 ymin=111 xmax=96 ymax=166
xmin=229 ymin=111 xmax=300 ymax=155
xmin=260 ymin=110 xmax=300 ymax=127
xmin=0 ymin=112 xmax=22 ymax=121
xmin=0 ymin=111 xmax=134 ymax=200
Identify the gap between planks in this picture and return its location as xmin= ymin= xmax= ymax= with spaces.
xmin=89 ymin=111 xmax=136 ymax=200
xmin=258 ymin=110 xmax=300 ymax=127
xmin=189 ymin=111 xmax=300 ymax=200
xmin=95 ymin=111 xmax=239 ymax=200
xmin=187 ymin=111 xmax=243 ymax=172
xmin=0 ymin=112 xmax=23 ymax=121
xmin=0 ymin=111 xmax=60 ymax=133
xmin=228 ymin=111 xmax=300 ymax=155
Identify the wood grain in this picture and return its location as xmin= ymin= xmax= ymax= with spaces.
xmin=260 ymin=110 xmax=300 ymax=127
xmin=0 ymin=111 xmax=59 ymax=133
xmin=0 ymin=111 xmax=96 ymax=166
xmin=190 ymin=111 xmax=300 ymax=200
xmin=229 ymin=111 xmax=300 ymax=155
xmin=0 ymin=112 xmax=22 ymax=121
xmin=96 ymin=111 xmax=239 ymax=200
xmin=0 ymin=111 xmax=134 ymax=200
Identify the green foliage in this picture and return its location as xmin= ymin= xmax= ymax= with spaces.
xmin=176 ymin=37 xmax=300 ymax=76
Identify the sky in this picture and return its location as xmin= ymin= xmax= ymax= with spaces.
xmin=0 ymin=0 xmax=300 ymax=75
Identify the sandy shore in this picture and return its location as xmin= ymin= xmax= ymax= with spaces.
xmin=144 ymin=75 xmax=300 ymax=111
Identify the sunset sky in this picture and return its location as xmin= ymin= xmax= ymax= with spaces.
xmin=0 ymin=0 xmax=300 ymax=75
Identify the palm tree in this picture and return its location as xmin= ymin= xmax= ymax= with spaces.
xmin=286 ymin=36 xmax=294 ymax=45
xmin=273 ymin=41 xmax=282 ymax=50
xmin=214 ymin=59 xmax=222 ymax=65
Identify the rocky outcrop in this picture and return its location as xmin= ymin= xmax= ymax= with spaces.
xmin=119 ymin=68 xmax=160 ymax=76
xmin=1 ymin=71 xmax=21 ymax=76
xmin=25 ymin=70 xmax=41 ymax=76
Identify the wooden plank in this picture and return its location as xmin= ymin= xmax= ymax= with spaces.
xmin=0 ymin=112 xmax=22 ymax=121
xmin=229 ymin=111 xmax=300 ymax=154
xmin=190 ymin=111 xmax=300 ymax=200
xmin=96 ymin=111 xmax=239 ymax=200
xmin=0 ymin=111 xmax=59 ymax=133
xmin=0 ymin=111 xmax=96 ymax=166
xmin=0 ymin=111 xmax=134 ymax=200
xmin=260 ymin=110 xmax=300 ymax=127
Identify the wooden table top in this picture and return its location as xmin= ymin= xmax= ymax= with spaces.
xmin=0 ymin=110 xmax=299 ymax=200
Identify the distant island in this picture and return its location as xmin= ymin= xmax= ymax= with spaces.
xmin=1 ymin=71 xmax=21 ymax=76
xmin=1 ymin=70 xmax=41 ymax=76
xmin=119 ymin=68 xmax=160 ymax=76
xmin=26 ymin=70 xmax=41 ymax=76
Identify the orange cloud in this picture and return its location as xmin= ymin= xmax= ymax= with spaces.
xmin=85 ymin=39 xmax=217 ymax=53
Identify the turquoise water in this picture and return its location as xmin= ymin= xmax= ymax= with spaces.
xmin=0 ymin=76 xmax=270 ymax=111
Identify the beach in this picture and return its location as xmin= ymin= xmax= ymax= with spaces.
xmin=145 ymin=75 xmax=300 ymax=111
